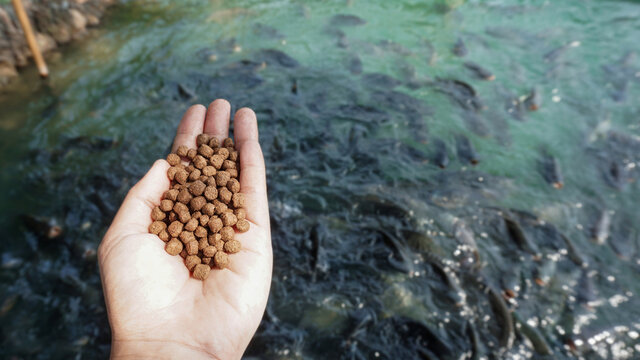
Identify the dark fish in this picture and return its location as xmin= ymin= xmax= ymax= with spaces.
xmin=432 ymin=138 xmax=449 ymax=168
xmin=532 ymin=258 xmax=556 ymax=286
xmin=503 ymin=215 xmax=540 ymax=257
xmin=177 ymin=83 xmax=196 ymax=100
xmin=20 ymin=215 xmax=63 ymax=240
xmin=309 ymin=223 xmax=326 ymax=281
xmin=512 ymin=312 xmax=553 ymax=355
xmin=487 ymin=287 xmax=515 ymax=351
xmin=523 ymin=86 xmax=542 ymax=111
xmin=560 ymin=234 xmax=587 ymax=267
xmin=462 ymin=112 xmax=490 ymax=137
xmin=591 ymin=210 xmax=611 ymax=245
xmin=452 ymin=38 xmax=467 ymax=57
xmin=538 ymin=152 xmax=564 ymax=189
xmin=423 ymin=252 xmax=465 ymax=307
xmin=378 ymin=40 xmax=413 ymax=56
xmin=455 ymin=135 xmax=479 ymax=165
xmin=606 ymin=160 xmax=628 ymax=190
xmin=543 ymin=41 xmax=580 ymax=62
xmin=329 ymin=14 xmax=367 ymax=27
xmin=465 ymin=321 xmax=482 ymax=360
xmin=255 ymin=49 xmax=299 ymax=68
xmin=464 ymin=61 xmax=495 ymax=81
xmin=453 ymin=219 xmax=480 ymax=269
xmin=434 ymin=79 xmax=484 ymax=111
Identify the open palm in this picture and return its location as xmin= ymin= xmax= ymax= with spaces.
xmin=99 ymin=100 xmax=272 ymax=359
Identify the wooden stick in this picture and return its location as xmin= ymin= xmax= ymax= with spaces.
xmin=12 ymin=0 xmax=48 ymax=78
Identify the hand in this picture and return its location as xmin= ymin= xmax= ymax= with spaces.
xmin=98 ymin=99 xmax=272 ymax=359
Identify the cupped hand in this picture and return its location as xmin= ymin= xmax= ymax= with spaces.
xmin=98 ymin=99 xmax=272 ymax=359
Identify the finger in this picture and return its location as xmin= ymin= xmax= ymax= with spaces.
xmin=203 ymin=99 xmax=231 ymax=141
xmin=171 ymin=104 xmax=207 ymax=152
xmin=236 ymin=120 xmax=269 ymax=230
xmin=105 ymin=160 xmax=171 ymax=239
xmin=233 ymin=107 xmax=259 ymax=148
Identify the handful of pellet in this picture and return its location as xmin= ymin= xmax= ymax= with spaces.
xmin=148 ymin=134 xmax=249 ymax=280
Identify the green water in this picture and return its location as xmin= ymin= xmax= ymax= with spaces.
xmin=1 ymin=0 xmax=639 ymax=358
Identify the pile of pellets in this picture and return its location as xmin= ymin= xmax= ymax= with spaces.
xmin=148 ymin=134 xmax=249 ymax=280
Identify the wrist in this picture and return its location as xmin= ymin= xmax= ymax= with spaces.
xmin=111 ymin=339 xmax=222 ymax=360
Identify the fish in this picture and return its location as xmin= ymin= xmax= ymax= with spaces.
xmin=20 ymin=215 xmax=63 ymax=240
xmin=576 ymin=269 xmax=596 ymax=308
xmin=533 ymin=258 xmax=557 ymax=286
xmin=543 ymin=41 xmax=580 ymax=62
xmin=361 ymin=73 xmax=401 ymax=89
xmin=452 ymin=38 xmax=467 ymax=57
xmin=329 ymin=14 xmax=367 ymax=27
xmin=591 ymin=210 xmax=611 ymax=245
xmin=453 ymin=219 xmax=480 ymax=269
xmin=309 ymin=223 xmax=327 ymax=281
xmin=512 ymin=312 xmax=553 ymax=355
xmin=432 ymin=138 xmax=449 ymax=168
xmin=560 ymin=233 xmax=587 ymax=267
xmin=487 ymin=286 xmax=515 ymax=351
xmin=392 ymin=317 xmax=455 ymax=358
xmin=255 ymin=49 xmax=300 ymax=68
xmin=523 ymin=86 xmax=542 ymax=111
xmin=455 ymin=135 xmax=479 ymax=165
xmin=434 ymin=79 xmax=484 ymax=111
xmin=346 ymin=54 xmax=362 ymax=74
xmin=538 ymin=152 xmax=564 ymax=189
xmin=423 ymin=251 xmax=466 ymax=307
xmin=252 ymin=23 xmax=285 ymax=40
xmin=503 ymin=215 xmax=540 ymax=257
xmin=463 ymin=61 xmax=495 ymax=81
xmin=465 ymin=321 xmax=483 ymax=360
xmin=207 ymin=7 xmax=251 ymax=23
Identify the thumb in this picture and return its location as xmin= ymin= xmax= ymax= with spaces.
xmin=105 ymin=159 xmax=171 ymax=239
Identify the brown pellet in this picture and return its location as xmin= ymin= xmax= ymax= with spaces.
xmin=236 ymin=219 xmax=250 ymax=233
xmin=193 ymin=264 xmax=211 ymax=280
xmin=165 ymin=239 xmax=183 ymax=256
xmin=228 ymin=168 xmax=238 ymax=178
xmin=204 ymin=186 xmax=218 ymax=201
xmin=187 ymin=148 xmax=197 ymax=160
xmin=198 ymin=144 xmax=214 ymax=158
xmin=158 ymin=230 xmax=170 ymax=242
xmin=220 ymin=226 xmax=234 ymax=241
xmin=194 ymin=226 xmax=207 ymax=238
xmin=188 ymin=168 xmax=201 ymax=181
xmin=222 ymin=160 xmax=236 ymax=170
xmin=189 ymin=180 xmax=206 ymax=196
xmin=163 ymin=189 xmax=179 ymax=201
xmin=175 ymin=169 xmax=189 ymax=184
xmin=167 ymin=153 xmax=180 ymax=166
xmin=221 ymin=212 xmax=237 ymax=227
xmin=185 ymin=255 xmax=201 ymax=271
xmin=186 ymin=164 xmax=195 ymax=173
xmin=180 ymin=231 xmax=196 ymax=244
xmin=198 ymin=237 xmax=209 ymax=250
xmin=213 ymin=200 xmax=228 ymax=215
xmin=210 ymin=154 xmax=224 ymax=169
xmin=199 ymin=215 xmax=210 ymax=226
xmin=193 ymin=155 xmax=207 ymax=169
xmin=151 ymin=206 xmax=166 ymax=221
xmin=229 ymin=150 xmax=238 ymax=161
xmin=215 ymin=171 xmax=231 ymax=187
xmin=208 ymin=216 xmax=223 ymax=233
xmin=177 ymin=189 xmax=193 ymax=204
xmin=227 ymin=179 xmax=240 ymax=194
xmin=202 ymin=257 xmax=212 ymax=265
xmin=201 ymin=203 xmax=215 ymax=216
xmin=224 ymin=240 xmax=241 ymax=254
xmin=168 ymin=211 xmax=177 ymax=223
xmin=235 ymin=208 xmax=246 ymax=221
xmin=208 ymin=137 xmax=220 ymax=148
xmin=173 ymin=203 xmax=191 ymax=223
xmin=176 ymin=145 xmax=189 ymax=157
xmin=196 ymin=134 xmax=211 ymax=147
xmin=213 ymin=251 xmax=229 ymax=268
xmin=222 ymin=137 xmax=234 ymax=147
xmin=218 ymin=187 xmax=232 ymax=204
xmin=180 ymin=249 xmax=187 ymax=258
xmin=160 ymin=199 xmax=174 ymax=212
xmin=168 ymin=221 xmax=183 ymax=237
xmin=186 ymin=240 xmax=199 ymax=255
xmin=232 ymin=193 xmax=246 ymax=208
xmin=184 ymin=218 xmax=198 ymax=232
xmin=190 ymin=196 xmax=206 ymax=211
xmin=203 ymin=245 xmax=217 ymax=257
xmin=216 ymin=147 xmax=230 ymax=160
xmin=149 ymin=221 xmax=166 ymax=235
xmin=206 ymin=176 xmax=217 ymax=187
xmin=202 ymin=165 xmax=216 ymax=176
xmin=167 ymin=166 xmax=178 ymax=181
xmin=192 ymin=211 xmax=201 ymax=219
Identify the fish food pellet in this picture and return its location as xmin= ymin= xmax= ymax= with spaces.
xmin=149 ymin=133 xmax=247 ymax=280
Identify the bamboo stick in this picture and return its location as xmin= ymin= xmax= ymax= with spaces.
xmin=12 ymin=0 xmax=48 ymax=78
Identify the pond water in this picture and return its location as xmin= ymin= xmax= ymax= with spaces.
xmin=1 ymin=0 xmax=639 ymax=358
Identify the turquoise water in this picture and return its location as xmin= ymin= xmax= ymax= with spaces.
xmin=1 ymin=0 xmax=639 ymax=358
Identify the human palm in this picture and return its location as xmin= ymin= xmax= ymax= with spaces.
xmin=99 ymin=100 xmax=272 ymax=359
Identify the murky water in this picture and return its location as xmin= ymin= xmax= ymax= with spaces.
xmin=1 ymin=0 xmax=640 ymax=358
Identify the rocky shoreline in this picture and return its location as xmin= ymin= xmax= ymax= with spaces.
xmin=0 ymin=0 xmax=115 ymax=86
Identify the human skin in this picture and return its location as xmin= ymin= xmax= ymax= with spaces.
xmin=98 ymin=99 xmax=272 ymax=359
